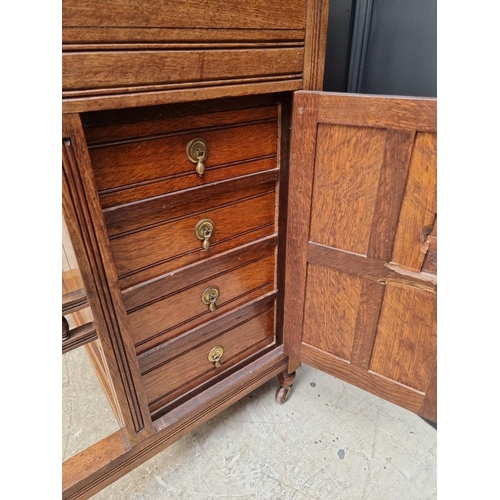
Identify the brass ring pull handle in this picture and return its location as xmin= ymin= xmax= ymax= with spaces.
xmin=201 ymin=285 xmax=220 ymax=312
xmin=195 ymin=219 xmax=215 ymax=252
xmin=186 ymin=137 xmax=209 ymax=177
xmin=208 ymin=346 xmax=224 ymax=368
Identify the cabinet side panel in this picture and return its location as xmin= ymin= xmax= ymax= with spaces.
xmin=63 ymin=114 xmax=155 ymax=444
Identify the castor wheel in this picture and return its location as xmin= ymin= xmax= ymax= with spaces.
xmin=275 ymin=371 xmax=296 ymax=404
xmin=275 ymin=386 xmax=291 ymax=404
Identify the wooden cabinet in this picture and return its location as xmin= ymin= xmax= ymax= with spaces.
xmin=62 ymin=2 xmax=436 ymax=498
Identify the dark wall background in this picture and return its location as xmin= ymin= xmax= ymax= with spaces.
xmin=323 ymin=0 xmax=437 ymax=98
xmin=323 ymin=0 xmax=354 ymax=92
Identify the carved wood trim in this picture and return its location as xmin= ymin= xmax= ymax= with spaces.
xmin=63 ymin=79 xmax=303 ymax=114
xmin=62 ymin=114 xmax=154 ymax=444
xmin=303 ymin=0 xmax=330 ymax=90
xmin=282 ymin=92 xmax=319 ymax=361
xmin=62 ymin=289 xmax=88 ymax=315
xmin=301 ymin=343 xmax=424 ymax=414
xmin=307 ymin=242 xmax=437 ymax=290
xmin=62 ymin=323 xmax=98 ymax=354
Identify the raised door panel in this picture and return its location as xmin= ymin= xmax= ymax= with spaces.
xmin=285 ymin=91 xmax=437 ymax=422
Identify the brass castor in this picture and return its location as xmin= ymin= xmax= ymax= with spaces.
xmin=275 ymin=386 xmax=291 ymax=404
xmin=275 ymin=371 xmax=295 ymax=404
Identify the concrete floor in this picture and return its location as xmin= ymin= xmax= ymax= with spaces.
xmin=63 ymin=347 xmax=436 ymax=499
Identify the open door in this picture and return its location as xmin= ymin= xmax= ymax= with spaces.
xmin=284 ymin=92 xmax=437 ymax=422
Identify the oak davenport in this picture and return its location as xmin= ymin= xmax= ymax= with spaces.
xmin=62 ymin=1 xmax=436 ymax=498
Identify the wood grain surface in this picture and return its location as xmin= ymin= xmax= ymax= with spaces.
xmin=391 ymin=132 xmax=437 ymax=272
xmin=300 ymin=344 xmax=425 ymax=415
xmin=309 ymin=124 xmax=386 ymax=254
xmin=63 ymin=0 xmax=307 ymax=29
xmin=84 ymin=104 xmax=278 ymax=146
xmin=366 ymin=129 xmax=416 ymax=261
xmin=282 ymin=92 xmax=319 ymax=362
xmin=286 ymin=92 xmax=437 ymax=421
xmin=123 ymin=237 xmax=277 ymax=312
xmin=349 ymin=280 xmax=385 ymax=370
xmin=138 ymin=293 xmax=277 ymax=374
xmin=369 ymin=282 xmax=437 ymax=392
xmin=143 ymin=308 xmax=275 ymax=409
xmin=63 ymin=28 xmax=305 ymax=45
xmin=128 ymin=254 xmax=275 ymax=353
xmin=63 ymin=80 xmax=302 ymax=115
xmin=302 ymin=264 xmax=362 ymax=361
xmin=89 ymin=122 xmax=277 ymax=193
xmin=303 ymin=0 xmax=329 ymax=90
xmin=63 ymin=49 xmax=303 ymax=93
xmin=317 ymin=93 xmax=437 ymax=131
xmin=110 ymin=191 xmax=276 ymax=287
xmin=63 ymin=114 xmax=155 ymax=443
xmin=103 ymin=170 xmax=278 ymax=237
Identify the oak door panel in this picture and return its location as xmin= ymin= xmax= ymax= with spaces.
xmin=302 ymin=265 xmax=362 ymax=361
xmin=309 ymin=125 xmax=386 ymax=254
xmin=391 ymin=132 xmax=437 ymax=272
xmin=369 ymin=281 xmax=437 ymax=392
xmin=285 ymin=92 xmax=437 ymax=422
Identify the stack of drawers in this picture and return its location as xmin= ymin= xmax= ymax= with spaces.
xmin=81 ymin=95 xmax=283 ymax=417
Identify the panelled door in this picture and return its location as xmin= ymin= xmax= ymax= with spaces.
xmin=285 ymin=92 xmax=437 ymax=422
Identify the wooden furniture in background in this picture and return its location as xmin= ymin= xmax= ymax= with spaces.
xmin=62 ymin=1 xmax=436 ymax=498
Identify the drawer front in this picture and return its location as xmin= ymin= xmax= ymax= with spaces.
xmin=142 ymin=304 xmax=276 ymax=412
xmin=89 ymin=121 xmax=277 ymax=193
xmin=104 ymin=170 xmax=278 ymax=238
xmin=86 ymin=105 xmax=279 ymax=208
xmin=63 ymin=49 xmax=303 ymax=94
xmin=63 ymin=0 xmax=306 ymax=29
xmin=110 ymin=189 xmax=276 ymax=288
xmin=128 ymin=252 xmax=275 ymax=354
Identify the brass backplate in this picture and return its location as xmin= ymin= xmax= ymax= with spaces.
xmin=201 ymin=286 xmax=220 ymax=312
xmin=186 ymin=137 xmax=209 ymax=163
xmin=194 ymin=219 xmax=215 ymax=241
xmin=208 ymin=346 xmax=224 ymax=368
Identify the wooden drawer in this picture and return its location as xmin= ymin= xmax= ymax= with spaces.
xmin=85 ymin=105 xmax=278 ymax=208
xmin=62 ymin=1 xmax=306 ymax=107
xmin=109 ymin=180 xmax=276 ymax=288
xmin=127 ymin=248 xmax=275 ymax=354
xmin=63 ymin=1 xmax=306 ymax=30
xmin=141 ymin=295 xmax=276 ymax=412
xmin=63 ymin=49 xmax=303 ymax=95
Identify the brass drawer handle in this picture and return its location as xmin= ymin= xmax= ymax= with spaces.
xmin=208 ymin=346 xmax=224 ymax=368
xmin=186 ymin=137 xmax=209 ymax=177
xmin=201 ymin=285 xmax=220 ymax=312
xmin=195 ymin=219 xmax=215 ymax=251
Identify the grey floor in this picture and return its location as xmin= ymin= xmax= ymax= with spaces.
xmin=63 ymin=347 xmax=436 ymax=499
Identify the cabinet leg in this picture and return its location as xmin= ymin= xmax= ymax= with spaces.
xmin=275 ymin=371 xmax=296 ymax=404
